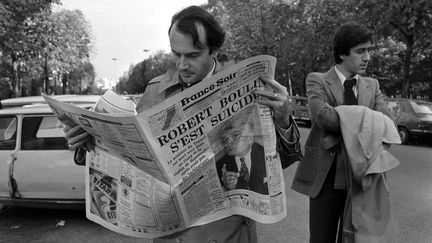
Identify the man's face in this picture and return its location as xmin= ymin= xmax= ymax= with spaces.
xmin=222 ymin=123 xmax=254 ymax=157
xmin=339 ymin=41 xmax=372 ymax=76
xmin=169 ymin=23 xmax=217 ymax=85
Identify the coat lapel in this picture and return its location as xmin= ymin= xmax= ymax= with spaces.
xmin=357 ymin=77 xmax=372 ymax=107
xmin=324 ymin=67 xmax=344 ymax=106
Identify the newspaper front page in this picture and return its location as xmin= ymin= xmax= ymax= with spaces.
xmin=44 ymin=55 xmax=287 ymax=238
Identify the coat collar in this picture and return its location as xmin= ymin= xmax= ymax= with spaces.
xmin=357 ymin=76 xmax=372 ymax=106
xmin=324 ymin=66 xmax=344 ymax=106
xmin=157 ymin=59 xmax=229 ymax=95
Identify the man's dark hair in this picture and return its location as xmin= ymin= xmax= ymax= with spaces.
xmin=333 ymin=21 xmax=373 ymax=64
xmin=168 ymin=5 xmax=225 ymax=54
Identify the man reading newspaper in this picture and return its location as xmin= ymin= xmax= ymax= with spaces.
xmin=64 ymin=5 xmax=302 ymax=243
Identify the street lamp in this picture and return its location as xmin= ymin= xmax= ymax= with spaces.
xmin=111 ymin=57 xmax=119 ymax=89
xmin=143 ymin=49 xmax=150 ymax=60
xmin=287 ymin=62 xmax=296 ymax=96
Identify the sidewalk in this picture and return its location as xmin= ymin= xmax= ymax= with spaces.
xmin=257 ymin=163 xmax=309 ymax=243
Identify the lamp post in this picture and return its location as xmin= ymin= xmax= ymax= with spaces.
xmin=287 ymin=62 xmax=296 ymax=96
xmin=143 ymin=49 xmax=150 ymax=60
xmin=111 ymin=57 xmax=118 ymax=89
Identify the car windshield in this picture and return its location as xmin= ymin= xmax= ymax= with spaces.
xmin=295 ymin=99 xmax=308 ymax=106
xmin=410 ymin=101 xmax=432 ymax=115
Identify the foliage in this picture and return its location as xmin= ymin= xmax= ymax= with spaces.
xmin=0 ymin=0 xmax=59 ymax=97
xmin=67 ymin=62 xmax=96 ymax=94
xmin=354 ymin=0 xmax=432 ymax=98
xmin=0 ymin=1 xmax=93 ymax=97
xmin=201 ymin=0 xmax=432 ymax=99
xmin=4 ymin=1 xmax=427 ymax=100
xmin=115 ymin=51 xmax=174 ymax=94
xmin=205 ymin=0 xmax=355 ymax=95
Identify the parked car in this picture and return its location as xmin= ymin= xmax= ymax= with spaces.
xmin=0 ymin=100 xmax=96 ymax=208
xmin=385 ymin=98 xmax=432 ymax=144
xmin=0 ymin=94 xmax=101 ymax=109
xmin=288 ymin=96 xmax=311 ymax=127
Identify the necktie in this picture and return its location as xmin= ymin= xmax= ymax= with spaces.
xmin=344 ymin=78 xmax=357 ymax=105
xmin=239 ymin=157 xmax=249 ymax=183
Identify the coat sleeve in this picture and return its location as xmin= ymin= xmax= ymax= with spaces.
xmin=275 ymin=115 xmax=303 ymax=168
xmin=307 ymin=72 xmax=341 ymax=133
xmin=74 ymin=147 xmax=87 ymax=166
xmin=372 ymin=78 xmax=393 ymax=120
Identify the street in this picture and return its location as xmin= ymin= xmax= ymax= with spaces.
xmin=257 ymin=127 xmax=432 ymax=243
xmin=1 ymin=127 xmax=431 ymax=243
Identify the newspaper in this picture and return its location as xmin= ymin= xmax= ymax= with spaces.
xmin=44 ymin=55 xmax=287 ymax=238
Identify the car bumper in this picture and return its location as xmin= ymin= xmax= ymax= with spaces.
xmin=409 ymin=129 xmax=432 ymax=136
xmin=0 ymin=197 xmax=85 ymax=209
xmin=293 ymin=117 xmax=311 ymax=124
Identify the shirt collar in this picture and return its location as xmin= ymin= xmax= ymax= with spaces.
xmin=203 ymin=59 xmax=217 ymax=81
xmin=335 ymin=65 xmax=359 ymax=86
xmin=158 ymin=58 xmax=217 ymax=94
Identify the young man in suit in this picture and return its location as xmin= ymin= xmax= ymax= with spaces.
xmin=291 ymin=22 xmax=389 ymax=243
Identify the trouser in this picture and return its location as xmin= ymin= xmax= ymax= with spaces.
xmin=309 ymin=162 xmax=347 ymax=243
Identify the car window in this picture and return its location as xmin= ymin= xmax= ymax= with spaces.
xmin=386 ymin=101 xmax=402 ymax=117
xmin=21 ymin=116 xmax=68 ymax=150
xmin=410 ymin=101 xmax=432 ymax=115
xmin=0 ymin=116 xmax=17 ymax=150
xmin=295 ymin=99 xmax=307 ymax=106
xmin=36 ymin=116 xmax=66 ymax=138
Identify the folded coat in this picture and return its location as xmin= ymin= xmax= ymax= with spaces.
xmin=335 ymin=105 xmax=400 ymax=243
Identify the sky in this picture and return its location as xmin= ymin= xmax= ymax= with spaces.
xmin=57 ymin=0 xmax=208 ymax=82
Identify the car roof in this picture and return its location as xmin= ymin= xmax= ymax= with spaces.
xmin=0 ymin=103 xmax=93 ymax=115
xmin=385 ymin=97 xmax=432 ymax=104
xmin=0 ymin=95 xmax=100 ymax=109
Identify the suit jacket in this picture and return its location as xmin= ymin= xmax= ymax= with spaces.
xmin=291 ymin=66 xmax=389 ymax=198
xmin=216 ymin=143 xmax=269 ymax=195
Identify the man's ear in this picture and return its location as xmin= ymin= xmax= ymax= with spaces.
xmin=211 ymin=48 xmax=220 ymax=58
xmin=248 ymin=136 xmax=254 ymax=144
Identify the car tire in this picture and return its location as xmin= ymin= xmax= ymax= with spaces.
xmin=398 ymin=127 xmax=409 ymax=144
xmin=0 ymin=203 xmax=5 ymax=212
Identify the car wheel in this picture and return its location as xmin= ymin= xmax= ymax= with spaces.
xmin=0 ymin=203 xmax=6 ymax=212
xmin=398 ymin=127 xmax=409 ymax=144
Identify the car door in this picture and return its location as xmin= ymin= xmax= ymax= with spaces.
xmin=13 ymin=114 xmax=85 ymax=199
xmin=0 ymin=115 xmax=18 ymax=198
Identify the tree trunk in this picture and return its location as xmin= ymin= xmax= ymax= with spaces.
xmin=401 ymin=37 xmax=413 ymax=98
xmin=44 ymin=53 xmax=49 ymax=94
xmin=62 ymin=73 xmax=68 ymax=94
xmin=11 ymin=54 xmax=21 ymax=98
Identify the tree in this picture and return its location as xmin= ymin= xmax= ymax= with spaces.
xmin=206 ymin=0 xmax=303 ymax=92
xmin=42 ymin=9 xmax=93 ymax=94
xmin=206 ymin=0 xmax=355 ymax=95
xmin=367 ymin=37 xmax=406 ymax=97
xmin=116 ymin=51 xmax=174 ymax=94
xmin=68 ymin=62 xmax=96 ymax=94
xmin=0 ymin=2 xmax=93 ymax=97
xmin=0 ymin=0 xmax=59 ymax=97
xmin=354 ymin=0 xmax=432 ymax=98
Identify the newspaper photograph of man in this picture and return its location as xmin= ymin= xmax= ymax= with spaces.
xmin=216 ymin=107 xmax=269 ymax=195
